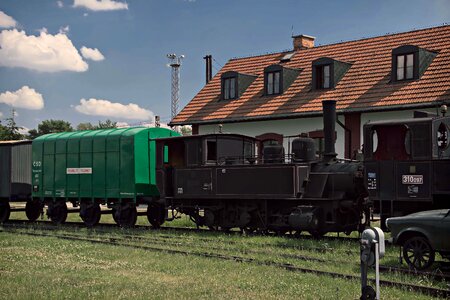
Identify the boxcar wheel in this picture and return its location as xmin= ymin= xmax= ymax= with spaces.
xmin=116 ymin=204 xmax=137 ymax=227
xmin=25 ymin=200 xmax=41 ymax=221
xmin=402 ymin=236 xmax=435 ymax=270
xmin=80 ymin=203 xmax=101 ymax=227
xmin=0 ymin=202 xmax=11 ymax=223
xmin=147 ymin=204 xmax=165 ymax=228
xmin=47 ymin=202 xmax=67 ymax=225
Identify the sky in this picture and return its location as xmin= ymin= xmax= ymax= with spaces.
xmin=0 ymin=0 xmax=449 ymax=132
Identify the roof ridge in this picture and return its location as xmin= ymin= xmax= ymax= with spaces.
xmin=313 ymin=23 xmax=450 ymax=48
xmin=228 ymin=23 xmax=450 ymax=61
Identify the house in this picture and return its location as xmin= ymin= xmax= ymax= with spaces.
xmin=170 ymin=25 xmax=450 ymax=159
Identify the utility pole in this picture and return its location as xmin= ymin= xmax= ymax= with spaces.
xmin=167 ymin=53 xmax=184 ymax=122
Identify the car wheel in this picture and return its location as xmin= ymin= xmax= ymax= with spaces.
xmin=402 ymin=236 xmax=435 ymax=270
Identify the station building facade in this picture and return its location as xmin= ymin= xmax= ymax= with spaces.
xmin=171 ymin=25 xmax=450 ymax=159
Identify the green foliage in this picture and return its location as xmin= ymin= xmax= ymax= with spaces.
xmin=97 ymin=119 xmax=117 ymax=129
xmin=76 ymin=122 xmax=96 ymax=131
xmin=0 ymin=117 xmax=24 ymax=141
xmin=27 ymin=119 xmax=73 ymax=139
xmin=180 ymin=125 xmax=192 ymax=136
xmin=76 ymin=119 xmax=117 ymax=131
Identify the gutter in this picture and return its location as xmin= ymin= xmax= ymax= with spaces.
xmin=169 ymin=100 xmax=449 ymax=126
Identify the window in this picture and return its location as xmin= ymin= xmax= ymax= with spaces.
xmin=315 ymin=65 xmax=331 ymax=89
xmin=223 ymin=77 xmax=236 ymax=100
xmin=206 ymin=140 xmax=217 ymax=162
xmin=266 ymin=71 xmax=281 ymax=95
xmin=396 ymin=53 xmax=414 ymax=81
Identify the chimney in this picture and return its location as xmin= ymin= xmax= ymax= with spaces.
xmin=322 ymin=100 xmax=337 ymax=161
xmin=203 ymin=54 xmax=212 ymax=84
xmin=292 ymin=34 xmax=315 ymax=50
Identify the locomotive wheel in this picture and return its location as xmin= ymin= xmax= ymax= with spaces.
xmin=402 ymin=236 xmax=435 ymax=270
xmin=25 ymin=199 xmax=41 ymax=221
xmin=308 ymin=230 xmax=324 ymax=239
xmin=80 ymin=203 xmax=101 ymax=227
xmin=115 ymin=204 xmax=137 ymax=227
xmin=47 ymin=202 xmax=67 ymax=225
xmin=0 ymin=202 xmax=11 ymax=223
xmin=240 ymin=227 xmax=256 ymax=234
xmin=146 ymin=204 xmax=166 ymax=228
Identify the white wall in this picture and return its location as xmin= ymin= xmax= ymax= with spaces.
xmin=199 ymin=117 xmax=346 ymax=158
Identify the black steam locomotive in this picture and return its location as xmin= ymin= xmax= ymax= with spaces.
xmin=153 ymin=101 xmax=370 ymax=235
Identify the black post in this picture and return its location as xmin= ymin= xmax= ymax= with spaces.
xmin=322 ymin=100 xmax=337 ymax=161
xmin=203 ymin=55 xmax=212 ymax=84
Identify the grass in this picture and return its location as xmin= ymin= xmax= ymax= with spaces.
xmin=1 ymin=213 xmax=449 ymax=299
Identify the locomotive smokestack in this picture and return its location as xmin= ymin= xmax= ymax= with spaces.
xmin=322 ymin=100 xmax=337 ymax=161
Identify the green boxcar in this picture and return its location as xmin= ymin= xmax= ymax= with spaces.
xmin=32 ymin=127 xmax=179 ymax=203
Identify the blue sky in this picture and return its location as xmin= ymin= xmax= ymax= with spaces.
xmin=0 ymin=0 xmax=449 ymax=131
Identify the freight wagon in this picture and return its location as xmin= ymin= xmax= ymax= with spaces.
xmin=30 ymin=127 xmax=179 ymax=226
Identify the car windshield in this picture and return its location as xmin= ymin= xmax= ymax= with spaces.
xmin=446 ymin=209 xmax=450 ymax=218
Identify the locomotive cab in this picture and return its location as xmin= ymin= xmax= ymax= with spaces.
xmin=363 ymin=113 xmax=450 ymax=227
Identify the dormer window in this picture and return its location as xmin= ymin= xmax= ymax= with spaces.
xmin=267 ymin=71 xmax=281 ymax=95
xmin=396 ymin=53 xmax=414 ymax=80
xmin=264 ymin=65 xmax=300 ymax=96
xmin=392 ymin=45 xmax=436 ymax=82
xmin=312 ymin=57 xmax=351 ymax=90
xmin=223 ymin=77 xmax=236 ymax=100
xmin=315 ymin=65 xmax=331 ymax=89
xmin=220 ymin=71 xmax=257 ymax=101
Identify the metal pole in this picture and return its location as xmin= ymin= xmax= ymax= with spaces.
xmin=375 ymin=241 xmax=380 ymax=300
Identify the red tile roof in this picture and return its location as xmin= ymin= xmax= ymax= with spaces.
xmin=171 ymin=25 xmax=450 ymax=125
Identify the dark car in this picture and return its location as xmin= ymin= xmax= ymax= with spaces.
xmin=386 ymin=209 xmax=450 ymax=270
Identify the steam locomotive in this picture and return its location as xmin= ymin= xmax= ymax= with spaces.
xmin=153 ymin=100 xmax=369 ymax=235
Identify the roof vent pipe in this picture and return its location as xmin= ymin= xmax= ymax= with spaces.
xmin=203 ymin=55 xmax=212 ymax=84
xmin=322 ymin=100 xmax=337 ymax=161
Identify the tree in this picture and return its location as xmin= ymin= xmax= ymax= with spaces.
xmin=76 ymin=119 xmax=117 ymax=131
xmin=76 ymin=122 xmax=96 ymax=131
xmin=180 ymin=125 xmax=192 ymax=136
xmin=97 ymin=119 xmax=117 ymax=129
xmin=27 ymin=119 xmax=73 ymax=139
xmin=0 ymin=117 xmax=23 ymax=141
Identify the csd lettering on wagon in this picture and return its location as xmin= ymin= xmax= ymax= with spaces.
xmin=402 ymin=175 xmax=423 ymax=185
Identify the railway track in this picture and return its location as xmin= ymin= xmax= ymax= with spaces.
xmin=1 ymin=226 xmax=449 ymax=298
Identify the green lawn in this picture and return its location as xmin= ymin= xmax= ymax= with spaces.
xmin=0 ymin=223 xmax=447 ymax=299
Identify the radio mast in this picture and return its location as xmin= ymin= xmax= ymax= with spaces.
xmin=167 ymin=53 xmax=184 ymax=122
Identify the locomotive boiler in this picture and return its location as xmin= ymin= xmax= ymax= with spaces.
xmin=154 ymin=101 xmax=370 ymax=235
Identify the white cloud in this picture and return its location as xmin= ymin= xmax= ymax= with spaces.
xmin=0 ymin=29 xmax=88 ymax=72
xmin=57 ymin=1 xmax=64 ymax=8
xmin=0 ymin=86 xmax=44 ymax=110
xmin=0 ymin=11 xmax=17 ymax=28
xmin=59 ymin=25 xmax=70 ymax=34
xmin=73 ymin=0 xmax=128 ymax=11
xmin=75 ymin=98 xmax=154 ymax=120
xmin=83 ymin=12 xmax=89 ymax=17
xmin=80 ymin=46 xmax=105 ymax=61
